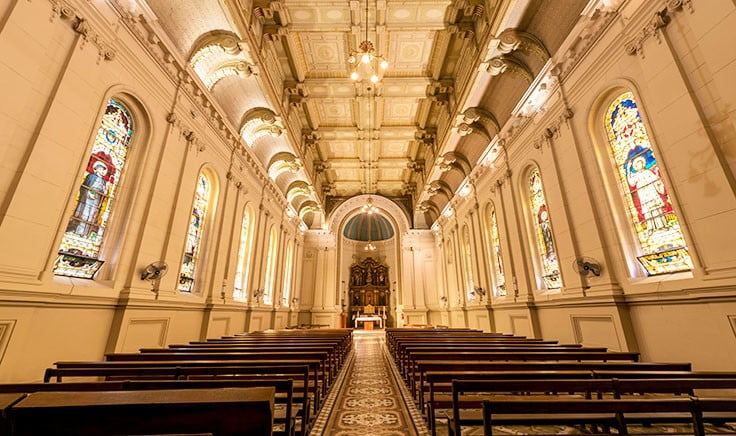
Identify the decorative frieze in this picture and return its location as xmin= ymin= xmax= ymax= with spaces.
xmin=49 ymin=1 xmax=116 ymax=63
xmin=625 ymin=0 xmax=694 ymax=57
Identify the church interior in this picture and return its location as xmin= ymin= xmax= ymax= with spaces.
xmin=1 ymin=0 xmax=736 ymax=434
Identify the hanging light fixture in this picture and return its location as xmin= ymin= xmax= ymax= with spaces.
xmin=364 ymin=207 xmax=377 ymax=252
xmin=348 ymin=0 xmax=388 ymax=83
xmin=361 ymin=197 xmax=378 ymax=215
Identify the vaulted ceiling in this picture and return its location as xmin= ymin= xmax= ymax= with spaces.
xmin=141 ymin=0 xmax=590 ymax=228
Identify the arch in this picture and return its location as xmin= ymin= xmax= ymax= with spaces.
xmin=454 ymin=107 xmax=500 ymax=142
xmin=267 ymin=152 xmax=302 ymax=180
xmin=424 ymin=180 xmax=454 ymax=204
xmin=177 ymin=168 xmax=219 ymax=293
xmin=436 ymin=152 xmax=472 ymax=179
xmin=233 ymin=202 xmax=256 ymax=301
xmin=327 ymin=194 xmax=411 ymax=237
xmin=592 ymin=89 xmax=693 ymax=276
xmin=54 ymin=97 xmax=138 ymax=279
xmin=240 ymin=107 xmax=284 ymax=147
xmin=484 ymin=202 xmax=507 ymax=296
xmin=262 ymin=225 xmax=279 ymax=305
xmin=523 ymin=165 xmax=563 ymax=290
xmin=286 ymin=180 xmax=313 ymax=209
xmin=189 ymin=30 xmax=256 ymax=90
xmin=298 ymin=200 xmax=320 ymax=220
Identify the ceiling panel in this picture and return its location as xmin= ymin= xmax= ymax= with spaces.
xmin=300 ymin=32 xmax=349 ymax=73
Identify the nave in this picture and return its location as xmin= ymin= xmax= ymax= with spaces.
xmin=0 ymin=326 xmax=735 ymax=435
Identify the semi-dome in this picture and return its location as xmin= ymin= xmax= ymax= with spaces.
xmin=343 ymin=213 xmax=395 ymax=241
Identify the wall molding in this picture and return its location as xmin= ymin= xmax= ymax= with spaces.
xmin=571 ymin=315 xmax=621 ymax=351
xmin=0 ymin=320 xmax=16 ymax=366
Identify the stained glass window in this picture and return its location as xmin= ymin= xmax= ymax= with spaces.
xmin=178 ymin=174 xmax=211 ymax=293
xmin=605 ymin=92 xmax=693 ymax=275
xmin=54 ymin=99 xmax=133 ymax=279
xmin=529 ymin=168 xmax=562 ymax=289
xmin=282 ymin=241 xmax=295 ymax=305
xmin=489 ymin=207 xmax=506 ymax=296
xmin=262 ymin=227 xmax=279 ymax=305
xmin=233 ymin=207 xmax=252 ymax=301
xmin=462 ymin=226 xmax=475 ymax=299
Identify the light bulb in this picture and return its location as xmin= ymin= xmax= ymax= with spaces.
xmin=350 ymin=71 xmax=359 ymax=81
xmin=370 ymin=75 xmax=379 ymax=83
xmin=380 ymin=60 xmax=388 ymax=69
xmin=348 ymin=55 xmax=356 ymax=64
xmin=361 ymin=54 xmax=370 ymax=64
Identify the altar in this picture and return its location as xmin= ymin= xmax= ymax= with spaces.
xmin=348 ymin=257 xmax=392 ymax=328
xmin=355 ymin=315 xmax=383 ymax=330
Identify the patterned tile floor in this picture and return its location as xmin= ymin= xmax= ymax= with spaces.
xmin=311 ymin=330 xmax=429 ymax=436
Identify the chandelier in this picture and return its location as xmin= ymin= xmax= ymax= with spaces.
xmin=348 ymin=0 xmax=388 ymax=83
xmin=361 ymin=197 xmax=378 ymax=215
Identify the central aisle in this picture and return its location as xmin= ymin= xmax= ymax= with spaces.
xmin=311 ymin=330 xmax=429 ymax=435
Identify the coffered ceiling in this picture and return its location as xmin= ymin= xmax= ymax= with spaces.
xmin=140 ymin=0 xmax=592 ymax=227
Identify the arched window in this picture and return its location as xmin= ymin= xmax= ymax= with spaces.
xmin=54 ymin=99 xmax=134 ymax=279
xmin=262 ymin=227 xmax=279 ymax=305
xmin=233 ymin=205 xmax=254 ymax=301
xmin=178 ymin=173 xmax=212 ymax=293
xmin=282 ymin=240 xmax=295 ymax=306
xmin=528 ymin=168 xmax=563 ymax=289
xmin=462 ymin=225 xmax=475 ymax=300
xmin=487 ymin=205 xmax=506 ymax=296
xmin=605 ymin=92 xmax=693 ymax=275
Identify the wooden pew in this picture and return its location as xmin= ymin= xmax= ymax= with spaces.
xmin=105 ymin=351 xmax=332 ymax=398
xmin=50 ymin=359 xmax=323 ymax=412
xmin=0 ymin=393 xmax=25 ymax=436
xmin=138 ymin=345 xmax=341 ymax=380
xmin=5 ymin=379 xmax=297 ymax=436
xmin=424 ymin=370 xmax=595 ymax=433
xmin=8 ymin=387 xmax=274 ymax=436
xmin=480 ymin=397 xmax=697 ymax=436
xmin=42 ymin=365 xmax=311 ymax=435
xmin=450 ymin=379 xmax=615 ymax=435
xmin=397 ymin=345 xmax=609 ymax=376
xmin=412 ymin=361 xmax=692 ymax=407
xmin=446 ymin=377 xmax=736 ymax=436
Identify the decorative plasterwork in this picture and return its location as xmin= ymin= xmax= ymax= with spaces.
xmin=189 ymin=30 xmax=257 ymax=89
xmin=436 ymin=152 xmax=472 ymax=178
xmin=298 ymin=200 xmax=321 ymax=220
xmin=50 ymin=0 xmax=116 ymax=62
xmin=624 ymin=0 xmax=694 ymax=57
xmin=268 ymin=152 xmax=302 ymax=179
xmin=425 ymin=180 xmax=453 ymax=201
xmin=454 ymin=107 xmax=499 ymax=142
xmin=240 ymin=107 xmax=284 ymax=146
xmin=102 ymin=0 xmax=290 ymax=210
xmin=494 ymin=28 xmax=550 ymax=63
xmin=286 ymin=180 xmax=313 ymax=205
xmin=300 ymin=32 xmax=348 ymax=73
xmin=484 ymin=55 xmax=533 ymax=83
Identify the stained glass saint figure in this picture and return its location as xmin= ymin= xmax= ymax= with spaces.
xmin=529 ymin=168 xmax=562 ymax=289
xmin=54 ymin=100 xmax=133 ymax=278
xmin=605 ymin=92 xmax=692 ymax=275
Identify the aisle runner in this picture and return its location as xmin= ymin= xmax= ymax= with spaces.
xmin=314 ymin=330 xmax=428 ymax=435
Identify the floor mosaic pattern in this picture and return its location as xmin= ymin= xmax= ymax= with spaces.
xmin=314 ymin=330 xmax=427 ymax=435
